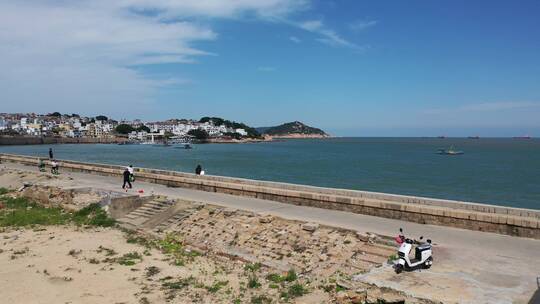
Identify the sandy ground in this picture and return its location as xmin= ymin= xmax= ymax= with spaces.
xmin=1 ymin=226 xmax=163 ymax=304
xmin=0 ymin=226 xmax=331 ymax=304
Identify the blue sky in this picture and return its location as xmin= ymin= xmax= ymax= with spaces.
xmin=1 ymin=0 xmax=539 ymax=136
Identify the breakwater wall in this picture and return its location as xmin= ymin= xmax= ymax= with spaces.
xmin=1 ymin=153 xmax=539 ymax=239
xmin=0 ymin=136 xmax=126 ymax=145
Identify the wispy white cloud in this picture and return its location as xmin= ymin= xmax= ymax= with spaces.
xmin=289 ymin=36 xmax=301 ymax=43
xmin=296 ymin=19 xmax=363 ymax=49
xmin=257 ymin=66 xmax=277 ymax=72
xmin=0 ymin=0 xmax=308 ymax=117
xmin=349 ymin=19 xmax=377 ymax=32
xmin=423 ymin=102 xmax=540 ymax=115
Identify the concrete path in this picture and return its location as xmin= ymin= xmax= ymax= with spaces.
xmin=2 ymin=162 xmax=539 ymax=303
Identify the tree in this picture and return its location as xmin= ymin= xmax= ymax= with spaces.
xmin=95 ymin=115 xmax=108 ymax=121
xmin=163 ymin=131 xmax=174 ymax=139
xmin=199 ymin=117 xmax=224 ymax=126
xmin=223 ymin=132 xmax=242 ymax=140
xmin=188 ymin=129 xmax=209 ymax=140
xmin=115 ymin=124 xmax=135 ymax=134
xmin=137 ymin=125 xmax=150 ymax=133
xmin=49 ymin=112 xmax=61 ymax=117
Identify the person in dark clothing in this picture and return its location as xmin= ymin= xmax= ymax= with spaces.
xmin=122 ymin=168 xmax=132 ymax=189
xmin=195 ymin=164 xmax=202 ymax=175
xmin=49 ymin=148 xmax=53 ymax=159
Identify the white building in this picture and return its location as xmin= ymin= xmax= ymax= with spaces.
xmin=235 ymin=128 xmax=248 ymax=136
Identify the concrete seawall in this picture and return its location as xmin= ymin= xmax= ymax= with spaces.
xmin=1 ymin=152 xmax=539 ymax=239
xmin=0 ymin=136 xmax=126 ymax=145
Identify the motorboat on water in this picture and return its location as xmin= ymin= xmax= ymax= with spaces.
xmin=437 ymin=146 xmax=464 ymax=155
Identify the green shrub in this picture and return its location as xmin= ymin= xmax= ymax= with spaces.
xmin=248 ymin=276 xmax=261 ymax=289
xmin=288 ymin=283 xmax=307 ymax=298
xmin=250 ymin=295 xmax=272 ymax=304
xmin=285 ymin=269 xmax=297 ymax=282
xmin=244 ymin=262 xmax=262 ymax=272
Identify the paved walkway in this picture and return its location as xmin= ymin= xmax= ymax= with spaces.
xmin=2 ymin=162 xmax=539 ymax=303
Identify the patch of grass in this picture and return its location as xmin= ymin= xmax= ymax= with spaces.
xmin=0 ymin=188 xmax=10 ymax=195
xmin=244 ymin=262 xmax=262 ymax=272
xmin=288 ymin=283 xmax=307 ymax=297
xmin=117 ymin=252 xmax=142 ymax=266
xmin=247 ymin=276 xmax=261 ymax=289
xmin=0 ymin=197 xmax=70 ymax=227
xmin=269 ymin=283 xmax=279 ymax=289
xmin=284 ymin=269 xmax=297 ymax=282
xmin=0 ymin=197 xmax=115 ymax=228
xmin=335 ymin=285 xmax=345 ymax=292
xmin=157 ymin=233 xmax=199 ymax=265
xmin=205 ymin=280 xmax=229 ymax=293
xmin=251 ymin=295 xmax=272 ymax=304
xmin=387 ymin=254 xmax=398 ymax=264
xmin=72 ymin=203 xmax=115 ymax=227
xmin=266 ymin=273 xmax=284 ymax=283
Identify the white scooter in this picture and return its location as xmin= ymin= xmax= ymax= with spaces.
xmin=394 ymin=228 xmax=433 ymax=274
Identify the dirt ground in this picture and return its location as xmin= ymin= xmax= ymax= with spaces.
xmin=0 ymin=226 xmax=334 ymax=304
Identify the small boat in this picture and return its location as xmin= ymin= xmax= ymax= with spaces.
xmin=468 ymin=136 xmax=480 ymax=139
xmin=437 ymin=136 xmax=446 ymax=139
xmin=184 ymin=144 xmax=192 ymax=149
xmin=513 ymin=135 xmax=531 ymax=139
xmin=437 ymin=146 xmax=464 ymax=155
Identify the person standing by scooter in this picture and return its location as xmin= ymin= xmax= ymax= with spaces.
xmin=50 ymin=159 xmax=59 ymax=175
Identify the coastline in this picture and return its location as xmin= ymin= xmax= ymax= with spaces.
xmin=1 ymin=152 xmax=538 ymax=239
xmin=0 ymin=135 xmax=127 ymax=146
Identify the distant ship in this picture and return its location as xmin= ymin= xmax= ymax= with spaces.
xmin=513 ymin=135 xmax=532 ymax=139
xmin=437 ymin=136 xmax=446 ymax=139
xmin=468 ymin=136 xmax=480 ymax=139
xmin=437 ymin=146 xmax=464 ymax=155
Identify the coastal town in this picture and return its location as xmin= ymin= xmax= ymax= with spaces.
xmin=0 ymin=113 xmax=259 ymax=142
xmin=0 ymin=113 xmax=330 ymax=144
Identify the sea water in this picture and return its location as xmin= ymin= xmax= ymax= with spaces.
xmin=1 ymin=137 xmax=539 ymax=210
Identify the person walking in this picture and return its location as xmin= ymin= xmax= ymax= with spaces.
xmin=48 ymin=148 xmax=53 ymax=159
xmin=195 ymin=164 xmax=202 ymax=175
xmin=122 ymin=167 xmax=132 ymax=190
xmin=127 ymin=165 xmax=135 ymax=183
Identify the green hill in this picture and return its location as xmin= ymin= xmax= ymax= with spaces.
xmin=260 ymin=121 xmax=329 ymax=137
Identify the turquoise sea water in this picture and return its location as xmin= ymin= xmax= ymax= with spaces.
xmin=1 ymin=138 xmax=539 ymax=210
